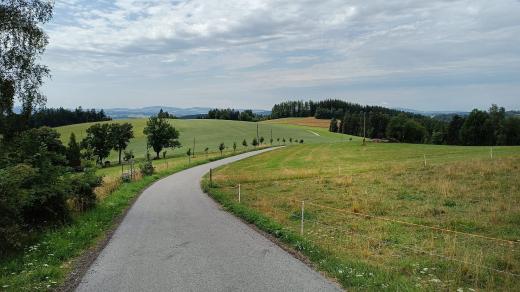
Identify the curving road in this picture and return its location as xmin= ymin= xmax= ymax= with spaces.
xmin=76 ymin=148 xmax=341 ymax=292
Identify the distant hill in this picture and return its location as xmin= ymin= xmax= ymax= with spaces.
xmin=394 ymin=107 xmax=520 ymax=122
xmin=102 ymin=106 xmax=271 ymax=119
xmin=392 ymin=107 xmax=469 ymax=117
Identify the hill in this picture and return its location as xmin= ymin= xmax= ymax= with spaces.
xmin=56 ymin=119 xmax=353 ymax=162
xmin=102 ymin=106 xmax=270 ymax=119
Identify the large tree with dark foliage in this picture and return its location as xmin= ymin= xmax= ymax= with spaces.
xmin=446 ymin=115 xmax=465 ymax=145
xmin=459 ymin=109 xmax=494 ymax=146
xmin=386 ymin=114 xmax=427 ymax=143
xmin=0 ymin=0 xmax=53 ymax=138
xmin=110 ymin=123 xmax=134 ymax=164
xmin=143 ymin=116 xmax=180 ymax=159
xmin=81 ymin=123 xmax=113 ymax=165
xmin=499 ymin=117 xmax=520 ymax=145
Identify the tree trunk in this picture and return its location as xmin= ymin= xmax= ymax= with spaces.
xmin=118 ymin=149 xmax=122 ymax=164
xmin=156 ymin=151 xmax=160 ymax=159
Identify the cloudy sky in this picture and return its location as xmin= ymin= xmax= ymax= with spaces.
xmin=42 ymin=0 xmax=520 ymax=111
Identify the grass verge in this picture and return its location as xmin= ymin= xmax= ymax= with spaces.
xmin=202 ymin=179 xmax=415 ymax=291
xmin=0 ymin=147 xmax=269 ymax=291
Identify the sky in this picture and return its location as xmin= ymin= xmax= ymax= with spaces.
xmin=41 ymin=0 xmax=520 ymax=111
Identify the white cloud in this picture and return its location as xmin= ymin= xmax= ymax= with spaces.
xmin=43 ymin=0 xmax=520 ymax=110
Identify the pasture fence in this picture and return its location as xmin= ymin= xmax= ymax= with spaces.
xmin=232 ymin=182 xmax=520 ymax=288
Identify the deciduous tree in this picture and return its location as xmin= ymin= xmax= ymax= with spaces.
xmin=143 ymin=116 xmax=180 ymax=159
xmin=110 ymin=123 xmax=134 ymax=164
xmin=82 ymin=123 xmax=113 ymax=165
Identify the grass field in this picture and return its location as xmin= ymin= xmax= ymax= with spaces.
xmin=262 ymin=117 xmax=332 ymax=129
xmin=209 ymin=142 xmax=520 ymax=291
xmin=56 ymin=119 xmax=351 ymax=162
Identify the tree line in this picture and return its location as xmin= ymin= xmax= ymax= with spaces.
xmin=207 ymin=108 xmax=265 ymax=122
xmin=29 ymin=106 xmax=111 ymax=128
xmin=329 ymin=104 xmax=520 ymax=145
xmin=272 ymin=99 xmax=520 ymax=145
xmin=441 ymin=105 xmax=520 ymax=146
xmin=272 ymin=99 xmax=443 ymax=143
xmin=271 ymin=99 xmax=411 ymax=120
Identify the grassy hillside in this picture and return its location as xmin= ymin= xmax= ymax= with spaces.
xmin=209 ymin=142 xmax=520 ymax=291
xmin=262 ymin=117 xmax=331 ymax=129
xmin=56 ymin=119 xmax=354 ymax=161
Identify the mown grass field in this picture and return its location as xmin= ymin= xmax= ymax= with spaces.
xmin=56 ymin=118 xmax=351 ymax=162
xmin=262 ymin=117 xmax=332 ymax=129
xmin=210 ymin=142 xmax=520 ymax=291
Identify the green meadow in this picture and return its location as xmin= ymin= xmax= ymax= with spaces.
xmin=56 ymin=119 xmax=352 ymax=162
xmin=209 ymin=141 xmax=520 ymax=291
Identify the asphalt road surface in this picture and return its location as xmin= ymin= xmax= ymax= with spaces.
xmin=77 ymin=148 xmax=341 ymax=291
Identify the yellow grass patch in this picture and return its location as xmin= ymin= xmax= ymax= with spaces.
xmin=263 ymin=117 xmax=331 ymax=129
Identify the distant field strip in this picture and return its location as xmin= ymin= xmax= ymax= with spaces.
xmin=262 ymin=117 xmax=331 ymax=129
xmin=212 ymin=142 xmax=520 ymax=291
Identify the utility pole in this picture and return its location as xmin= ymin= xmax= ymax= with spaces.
xmin=363 ymin=111 xmax=366 ymax=145
xmin=256 ymin=123 xmax=259 ymax=143
xmin=192 ymin=137 xmax=196 ymax=158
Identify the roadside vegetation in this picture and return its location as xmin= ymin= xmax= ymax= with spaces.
xmin=0 ymin=146 xmax=268 ymax=291
xmin=208 ymin=142 xmax=520 ymax=291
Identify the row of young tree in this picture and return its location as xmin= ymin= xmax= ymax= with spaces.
xmin=206 ymin=108 xmax=265 ymax=122
xmin=74 ymin=115 xmax=180 ymax=167
xmin=29 ymin=107 xmax=111 ymax=128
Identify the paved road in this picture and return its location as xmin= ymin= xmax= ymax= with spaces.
xmin=77 ymin=148 xmax=341 ymax=292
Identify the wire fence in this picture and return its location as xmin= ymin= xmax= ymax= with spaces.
xmin=228 ymin=182 xmax=520 ymax=289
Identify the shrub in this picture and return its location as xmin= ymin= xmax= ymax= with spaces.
xmin=140 ymin=161 xmax=154 ymax=176
xmin=121 ymin=172 xmax=132 ymax=183
xmin=69 ymin=169 xmax=102 ymax=211
xmin=0 ymin=164 xmax=36 ymax=253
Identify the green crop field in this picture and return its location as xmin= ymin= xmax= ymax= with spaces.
xmin=209 ymin=141 xmax=520 ymax=291
xmin=56 ymin=119 xmax=354 ymax=162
